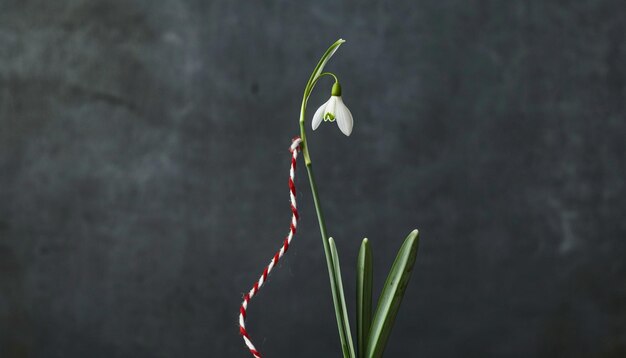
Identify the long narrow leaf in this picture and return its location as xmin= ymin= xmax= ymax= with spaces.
xmin=357 ymin=238 xmax=373 ymax=358
xmin=366 ymin=229 xmax=420 ymax=358
xmin=304 ymin=39 xmax=346 ymax=99
xmin=328 ymin=237 xmax=356 ymax=358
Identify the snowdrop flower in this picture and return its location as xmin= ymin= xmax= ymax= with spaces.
xmin=312 ymin=82 xmax=353 ymax=136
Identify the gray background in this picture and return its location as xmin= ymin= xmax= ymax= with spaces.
xmin=1 ymin=0 xmax=625 ymax=357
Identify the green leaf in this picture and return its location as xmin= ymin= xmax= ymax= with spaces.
xmin=304 ymin=39 xmax=346 ymax=99
xmin=357 ymin=238 xmax=373 ymax=358
xmin=328 ymin=237 xmax=356 ymax=358
xmin=366 ymin=229 xmax=420 ymax=358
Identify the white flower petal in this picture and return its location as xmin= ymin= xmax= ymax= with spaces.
xmin=334 ymin=97 xmax=353 ymax=136
xmin=325 ymin=96 xmax=338 ymax=121
xmin=312 ymin=99 xmax=329 ymax=130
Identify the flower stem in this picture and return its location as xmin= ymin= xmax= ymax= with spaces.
xmin=301 ymin=119 xmax=356 ymax=358
xmin=298 ymin=39 xmax=355 ymax=358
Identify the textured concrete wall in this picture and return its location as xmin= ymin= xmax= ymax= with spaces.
xmin=1 ymin=1 xmax=625 ymax=357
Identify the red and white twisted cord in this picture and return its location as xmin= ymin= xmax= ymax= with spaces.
xmin=239 ymin=137 xmax=303 ymax=358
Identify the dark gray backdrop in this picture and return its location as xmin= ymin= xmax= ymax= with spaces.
xmin=1 ymin=1 xmax=625 ymax=357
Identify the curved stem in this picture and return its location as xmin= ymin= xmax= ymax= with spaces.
xmin=318 ymin=72 xmax=339 ymax=83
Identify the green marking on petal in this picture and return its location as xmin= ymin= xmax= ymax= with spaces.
xmin=324 ymin=112 xmax=335 ymax=122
